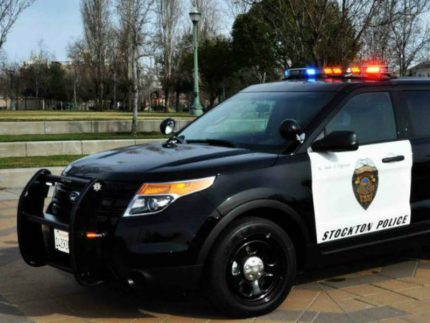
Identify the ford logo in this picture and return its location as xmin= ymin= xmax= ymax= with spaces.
xmin=69 ymin=191 xmax=80 ymax=202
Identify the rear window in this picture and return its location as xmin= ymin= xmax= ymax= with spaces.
xmin=400 ymin=91 xmax=430 ymax=139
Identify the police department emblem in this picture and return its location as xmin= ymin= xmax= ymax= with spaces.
xmin=352 ymin=159 xmax=378 ymax=210
xmin=93 ymin=182 xmax=102 ymax=192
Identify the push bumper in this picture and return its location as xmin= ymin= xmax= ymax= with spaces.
xmin=17 ymin=169 xmax=108 ymax=285
xmin=17 ymin=169 xmax=207 ymax=289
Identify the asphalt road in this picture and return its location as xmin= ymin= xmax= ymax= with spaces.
xmin=2 ymin=190 xmax=430 ymax=322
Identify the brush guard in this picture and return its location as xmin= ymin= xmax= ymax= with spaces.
xmin=17 ymin=169 xmax=108 ymax=286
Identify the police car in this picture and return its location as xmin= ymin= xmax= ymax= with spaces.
xmin=17 ymin=63 xmax=430 ymax=317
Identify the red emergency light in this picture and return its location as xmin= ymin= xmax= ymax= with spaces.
xmin=347 ymin=62 xmax=389 ymax=79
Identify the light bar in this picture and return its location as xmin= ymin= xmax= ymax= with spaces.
xmin=283 ymin=62 xmax=390 ymax=81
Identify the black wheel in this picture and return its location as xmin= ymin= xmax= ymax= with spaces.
xmin=207 ymin=217 xmax=296 ymax=317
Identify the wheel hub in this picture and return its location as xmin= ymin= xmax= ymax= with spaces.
xmin=243 ymin=256 xmax=264 ymax=281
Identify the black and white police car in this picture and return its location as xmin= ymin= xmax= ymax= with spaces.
xmin=17 ymin=62 xmax=430 ymax=317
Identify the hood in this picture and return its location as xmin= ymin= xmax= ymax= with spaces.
xmin=65 ymin=143 xmax=278 ymax=182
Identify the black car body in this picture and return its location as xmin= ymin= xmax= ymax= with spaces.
xmin=17 ymin=72 xmax=430 ymax=316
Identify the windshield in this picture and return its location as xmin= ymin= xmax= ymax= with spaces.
xmin=179 ymin=91 xmax=334 ymax=152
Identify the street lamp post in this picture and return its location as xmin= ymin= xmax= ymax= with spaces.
xmin=189 ymin=6 xmax=203 ymax=116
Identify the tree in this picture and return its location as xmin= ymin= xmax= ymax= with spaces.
xmin=193 ymin=0 xmax=221 ymax=39
xmin=232 ymin=9 xmax=278 ymax=83
xmin=170 ymin=34 xmax=193 ymax=111
xmin=231 ymin=0 xmax=361 ymax=88
xmin=390 ymin=0 xmax=430 ymax=76
xmin=155 ymin=0 xmax=182 ymax=111
xmin=199 ymin=37 xmax=235 ymax=108
xmin=225 ymin=0 xmax=252 ymax=17
xmin=19 ymin=43 xmax=52 ymax=109
xmin=81 ymin=0 xmax=112 ymax=110
xmin=27 ymin=40 xmax=52 ymax=99
xmin=359 ymin=0 xmax=399 ymax=62
xmin=116 ymin=0 xmax=154 ymax=135
xmin=0 ymin=0 xmax=35 ymax=50
xmin=47 ymin=62 xmax=68 ymax=102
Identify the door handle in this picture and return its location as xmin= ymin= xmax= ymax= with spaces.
xmin=382 ymin=155 xmax=405 ymax=163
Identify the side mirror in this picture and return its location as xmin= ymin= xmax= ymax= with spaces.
xmin=160 ymin=118 xmax=176 ymax=135
xmin=312 ymin=131 xmax=358 ymax=152
xmin=279 ymin=119 xmax=302 ymax=140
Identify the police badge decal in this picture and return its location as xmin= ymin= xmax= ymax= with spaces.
xmin=352 ymin=159 xmax=379 ymax=210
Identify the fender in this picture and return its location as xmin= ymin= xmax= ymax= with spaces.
xmin=197 ymin=198 xmax=310 ymax=265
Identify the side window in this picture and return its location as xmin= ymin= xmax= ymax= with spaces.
xmin=326 ymin=92 xmax=397 ymax=145
xmin=399 ymin=91 xmax=430 ymax=139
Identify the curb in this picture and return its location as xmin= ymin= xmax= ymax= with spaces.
xmin=0 ymin=138 xmax=163 ymax=158
xmin=0 ymin=119 xmax=191 ymax=135
xmin=0 ymin=167 xmax=64 ymax=189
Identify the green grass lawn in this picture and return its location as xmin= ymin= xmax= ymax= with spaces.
xmin=0 ymin=132 xmax=167 ymax=142
xmin=0 ymin=110 xmax=193 ymax=122
xmin=0 ymin=155 xmax=86 ymax=169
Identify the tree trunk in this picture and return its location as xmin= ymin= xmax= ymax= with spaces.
xmin=131 ymin=49 xmax=139 ymax=136
xmin=113 ymin=69 xmax=117 ymax=109
xmin=73 ymin=74 xmax=78 ymax=110
xmin=175 ymin=91 xmax=180 ymax=112
xmin=164 ymin=88 xmax=169 ymax=112
xmin=100 ymin=82 xmax=104 ymax=110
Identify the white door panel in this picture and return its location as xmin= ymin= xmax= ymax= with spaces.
xmin=309 ymin=140 xmax=413 ymax=244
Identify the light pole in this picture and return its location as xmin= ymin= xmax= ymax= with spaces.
xmin=189 ymin=6 xmax=203 ymax=116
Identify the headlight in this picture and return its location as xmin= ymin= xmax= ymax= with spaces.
xmin=123 ymin=176 xmax=216 ymax=217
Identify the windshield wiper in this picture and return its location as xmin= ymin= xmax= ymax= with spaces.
xmin=187 ymin=139 xmax=237 ymax=148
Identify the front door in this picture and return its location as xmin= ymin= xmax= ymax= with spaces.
xmin=309 ymin=92 xmax=413 ymax=244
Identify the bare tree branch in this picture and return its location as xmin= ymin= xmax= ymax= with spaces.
xmin=0 ymin=0 xmax=35 ymax=49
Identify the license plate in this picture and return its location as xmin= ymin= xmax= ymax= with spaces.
xmin=54 ymin=229 xmax=69 ymax=254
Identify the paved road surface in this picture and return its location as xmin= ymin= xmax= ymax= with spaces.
xmin=2 ymin=189 xmax=430 ymax=322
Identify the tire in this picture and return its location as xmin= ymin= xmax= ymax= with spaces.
xmin=206 ymin=216 xmax=296 ymax=317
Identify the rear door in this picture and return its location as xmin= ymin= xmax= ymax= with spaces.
xmin=309 ymin=91 xmax=413 ymax=244
xmin=397 ymin=90 xmax=430 ymax=224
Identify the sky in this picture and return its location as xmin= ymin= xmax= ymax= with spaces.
xmin=2 ymin=0 xmax=235 ymax=63
xmin=3 ymin=0 xmax=83 ymax=62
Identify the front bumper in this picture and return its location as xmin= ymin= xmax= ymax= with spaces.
xmin=17 ymin=169 xmax=210 ymax=289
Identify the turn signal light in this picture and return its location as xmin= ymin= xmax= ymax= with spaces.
xmin=137 ymin=177 xmax=216 ymax=197
xmin=85 ymin=231 xmax=106 ymax=239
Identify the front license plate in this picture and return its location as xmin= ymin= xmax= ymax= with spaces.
xmin=54 ymin=229 xmax=69 ymax=254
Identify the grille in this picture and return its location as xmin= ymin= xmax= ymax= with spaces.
xmin=50 ymin=181 xmax=84 ymax=219
xmin=49 ymin=179 xmax=138 ymax=220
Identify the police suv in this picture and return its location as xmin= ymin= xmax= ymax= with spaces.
xmin=17 ymin=63 xmax=430 ymax=317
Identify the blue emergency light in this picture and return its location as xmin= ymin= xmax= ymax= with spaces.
xmin=306 ymin=68 xmax=317 ymax=76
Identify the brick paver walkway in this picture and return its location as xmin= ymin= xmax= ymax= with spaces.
xmin=2 ymin=191 xmax=430 ymax=322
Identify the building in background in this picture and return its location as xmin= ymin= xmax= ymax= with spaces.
xmin=408 ymin=62 xmax=430 ymax=77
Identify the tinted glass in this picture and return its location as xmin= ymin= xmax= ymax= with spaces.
xmin=179 ymin=91 xmax=334 ymax=151
xmin=326 ymin=92 xmax=397 ymax=145
xmin=400 ymin=91 xmax=430 ymax=139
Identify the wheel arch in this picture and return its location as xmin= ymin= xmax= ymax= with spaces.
xmin=197 ymin=199 xmax=311 ymax=270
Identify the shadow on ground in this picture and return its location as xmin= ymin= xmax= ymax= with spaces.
xmin=1 ymin=244 xmax=430 ymax=320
